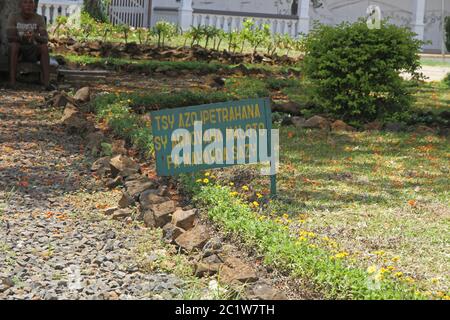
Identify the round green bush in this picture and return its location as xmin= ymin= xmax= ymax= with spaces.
xmin=303 ymin=20 xmax=423 ymax=122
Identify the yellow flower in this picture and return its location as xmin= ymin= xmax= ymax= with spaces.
xmin=204 ymin=172 xmax=210 ymax=177
xmin=252 ymin=201 xmax=259 ymax=207
xmin=373 ymin=250 xmax=385 ymax=256
xmin=242 ymin=185 xmax=249 ymax=191
xmin=298 ymin=236 xmax=307 ymax=242
xmin=394 ymin=272 xmax=403 ymax=278
xmin=230 ymin=191 xmax=238 ymax=197
xmin=256 ymin=193 xmax=263 ymax=199
xmin=443 ymin=295 xmax=450 ymax=301
xmin=374 ymin=272 xmax=383 ymax=282
xmin=203 ymin=178 xmax=209 ymax=184
xmin=334 ymin=252 xmax=349 ymax=259
xmin=196 ymin=179 xmax=202 ymax=183
xmin=282 ymin=213 xmax=289 ymax=219
xmin=367 ymin=265 xmax=377 ymax=274
xmin=405 ymin=276 xmax=415 ymax=284
xmin=391 ymin=256 xmax=400 ymax=262
xmin=380 ymin=267 xmax=390 ymax=274
xmin=431 ymin=278 xmax=439 ymax=284
xmin=229 ymin=182 xmax=234 ymax=186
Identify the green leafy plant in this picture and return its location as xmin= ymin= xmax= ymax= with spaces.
xmin=152 ymin=21 xmax=176 ymax=48
xmin=53 ymin=15 xmax=68 ymax=38
xmin=80 ymin=11 xmax=97 ymax=41
xmin=303 ymin=20 xmax=424 ymax=122
xmin=100 ymin=23 xmax=112 ymax=42
xmin=118 ymin=24 xmax=131 ymax=44
xmin=227 ymin=30 xmax=240 ymax=54
xmin=443 ymin=72 xmax=450 ymax=87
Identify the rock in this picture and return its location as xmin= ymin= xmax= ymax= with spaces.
xmin=125 ymin=177 xmax=156 ymax=199
xmin=2 ymin=277 xmax=15 ymax=289
xmin=104 ymin=176 xmax=123 ymax=189
xmin=384 ymin=122 xmax=406 ymax=132
xmin=301 ymin=115 xmax=330 ymax=130
xmin=152 ymin=201 xmax=176 ymax=227
xmin=109 ymin=155 xmax=141 ymax=177
xmin=291 ymin=116 xmax=306 ymax=128
xmin=162 ymin=223 xmax=185 ymax=243
xmin=414 ymin=125 xmax=435 ymax=134
xmin=112 ymin=139 xmax=127 ymax=155
xmin=85 ymin=131 xmax=104 ymax=154
xmin=124 ymin=173 xmax=143 ymax=182
xmin=118 ymin=191 xmax=135 ymax=208
xmin=60 ymin=105 xmax=90 ymax=133
xmin=52 ymin=93 xmax=76 ymax=108
xmin=364 ymin=120 xmax=383 ymax=131
xmin=143 ymin=211 xmax=156 ymax=228
xmin=139 ymin=190 xmax=170 ymax=210
xmin=171 ymin=209 xmax=197 ymax=231
xmin=195 ymin=262 xmax=221 ymax=277
xmin=219 ymin=257 xmax=258 ymax=284
xmin=102 ymin=207 xmax=118 ymax=216
xmin=111 ymin=208 xmax=132 ymax=220
xmin=74 ymin=87 xmax=91 ymax=103
xmin=157 ymin=185 xmax=170 ymax=197
xmin=203 ymin=254 xmax=223 ymax=265
xmin=331 ymin=120 xmax=355 ymax=132
xmin=91 ymin=156 xmax=111 ymax=172
xmin=280 ymin=116 xmax=294 ymax=126
xmin=202 ymin=238 xmax=223 ymax=258
xmin=175 ymin=224 xmax=209 ymax=252
xmin=272 ymin=101 xmax=302 ymax=116
xmin=246 ymin=281 xmax=287 ymax=300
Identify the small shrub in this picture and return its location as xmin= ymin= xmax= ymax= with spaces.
xmin=443 ymin=73 xmax=450 ymax=87
xmin=303 ymin=20 xmax=424 ymax=122
xmin=152 ymin=21 xmax=176 ymax=48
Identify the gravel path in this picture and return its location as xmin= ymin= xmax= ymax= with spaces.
xmin=0 ymin=88 xmax=185 ymax=300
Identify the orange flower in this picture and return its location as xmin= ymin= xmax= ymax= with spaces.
xmin=408 ymin=199 xmax=417 ymax=207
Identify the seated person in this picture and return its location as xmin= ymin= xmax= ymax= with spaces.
xmin=7 ymin=0 xmax=51 ymax=89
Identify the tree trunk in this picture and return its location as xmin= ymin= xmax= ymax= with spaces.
xmin=0 ymin=0 xmax=21 ymax=56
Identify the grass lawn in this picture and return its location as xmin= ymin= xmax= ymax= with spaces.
xmin=414 ymin=81 xmax=450 ymax=113
xmin=420 ymin=58 xmax=450 ymax=67
xmin=90 ymin=65 xmax=449 ymax=299
xmin=237 ymin=127 xmax=449 ymax=297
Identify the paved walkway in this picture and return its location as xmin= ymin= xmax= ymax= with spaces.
xmin=420 ymin=65 xmax=450 ymax=82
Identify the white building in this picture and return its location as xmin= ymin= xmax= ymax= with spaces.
xmin=39 ymin=0 xmax=449 ymax=53
xmin=37 ymin=0 xmax=82 ymax=25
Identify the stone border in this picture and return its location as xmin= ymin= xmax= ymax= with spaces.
xmin=53 ymin=86 xmax=288 ymax=300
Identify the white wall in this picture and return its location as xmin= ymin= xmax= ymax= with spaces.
xmin=152 ymin=0 xmax=294 ymax=14
xmin=309 ymin=0 xmax=448 ymax=52
xmin=151 ymin=0 xmax=447 ymax=51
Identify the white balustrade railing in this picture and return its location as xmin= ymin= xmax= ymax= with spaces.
xmin=37 ymin=0 xmax=83 ymax=25
xmin=192 ymin=11 xmax=299 ymax=37
xmin=151 ymin=7 xmax=179 ymax=26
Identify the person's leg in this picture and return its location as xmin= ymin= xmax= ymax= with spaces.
xmin=38 ymin=44 xmax=50 ymax=87
xmin=8 ymin=43 xmax=20 ymax=86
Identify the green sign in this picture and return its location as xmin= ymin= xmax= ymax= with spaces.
xmin=150 ymin=98 xmax=277 ymax=194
